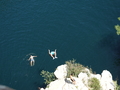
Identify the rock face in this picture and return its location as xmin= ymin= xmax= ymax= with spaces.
xmin=54 ymin=65 xmax=67 ymax=79
xmin=100 ymin=70 xmax=115 ymax=90
xmin=43 ymin=64 xmax=115 ymax=90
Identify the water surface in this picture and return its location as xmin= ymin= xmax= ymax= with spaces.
xmin=0 ymin=0 xmax=120 ymax=90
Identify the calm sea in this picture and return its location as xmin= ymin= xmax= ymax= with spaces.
xmin=0 ymin=0 xmax=120 ymax=90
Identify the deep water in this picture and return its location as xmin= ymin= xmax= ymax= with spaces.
xmin=0 ymin=0 xmax=120 ymax=90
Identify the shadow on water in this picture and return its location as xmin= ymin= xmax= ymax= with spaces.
xmin=37 ymin=68 xmax=45 ymax=74
xmin=34 ymin=82 xmax=46 ymax=89
xmin=99 ymin=33 xmax=120 ymax=65
xmin=99 ymin=34 xmax=116 ymax=48
xmin=36 ymin=68 xmax=47 ymax=88
xmin=99 ymin=33 xmax=120 ymax=83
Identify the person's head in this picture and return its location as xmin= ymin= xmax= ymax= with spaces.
xmin=70 ymin=74 xmax=72 ymax=78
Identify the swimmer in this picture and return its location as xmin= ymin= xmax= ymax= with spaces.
xmin=28 ymin=55 xmax=37 ymax=66
xmin=48 ymin=49 xmax=58 ymax=59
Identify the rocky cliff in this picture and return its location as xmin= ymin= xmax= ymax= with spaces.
xmin=41 ymin=64 xmax=115 ymax=90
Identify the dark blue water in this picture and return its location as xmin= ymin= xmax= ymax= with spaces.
xmin=0 ymin=0 xmax=120 ymax=90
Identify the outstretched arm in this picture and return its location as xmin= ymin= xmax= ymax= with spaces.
xmin=55 ymin=49 xmax=57 ymax=52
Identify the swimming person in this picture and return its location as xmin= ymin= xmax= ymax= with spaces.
xmin=28 ymin=55 xmax=37 ymax=66
xmin=48 ymin=49 xmax=58 ymax=59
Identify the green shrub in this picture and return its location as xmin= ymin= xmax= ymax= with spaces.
xmin=65 ymin=59 xmax=92 ymax=78
xmin=115 ymin=25 xmax=120 ymax=35
xmin=115 ymin=17 xmax=120 ymax=35
xmin=88 ymin=77 xmax=101 ymax=90
xmin=118 ymin=17 xmax=120 ymax=21
xmin=114 ymin=80 xmax=120 ymax=90
xmin=40 ymin=70 xmax=56 ymax=85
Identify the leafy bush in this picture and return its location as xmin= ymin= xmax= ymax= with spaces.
xmin=40 ymin=70 xmax=56 ymax=85
xmin=88 ymin=77 xmax=101 ymax=90
xmin=65 ymin=59 xmax=92 ymax=77
xmin=115 ymin=17 xmax=120 ymax=35
xmin=114 ymin=80 xmax=120 ymax=90
xmin=115 ymin=25 xmax=120 ymax=35
xmin=118 ymin=17 xmax=120 ymax=21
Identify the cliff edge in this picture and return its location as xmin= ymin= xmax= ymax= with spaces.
xmin=41 ymin=64 xmax=116 ymax=90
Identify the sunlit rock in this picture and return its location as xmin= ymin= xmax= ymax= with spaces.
xmin=44 ymin=65 xmax=116 ymax=90
xmin=54 ymin=64 xmax=67 ymax=79
xmin=100 ymin=70 xmax=114 ymax=90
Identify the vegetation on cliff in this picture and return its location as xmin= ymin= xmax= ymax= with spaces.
xmin=88 ymin=77 xmax=101 ymax=90
xmin=65 ymin=59 xmax=93 ymax=78
xmin=115 ymin=17 xmax=120 ymax=35
xmin=40 ymin=70 xmax=56 ymax=85
xmin=40 ymin=59 xmax=120 ymax=90
xmin=114 ymin=80 xmax=120 ymax=90
xmin=40 ymin=60 xmax=93 ymax=85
